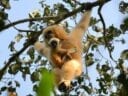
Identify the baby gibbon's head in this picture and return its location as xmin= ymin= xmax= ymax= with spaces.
xmin=43 ymin=25 xmax=67 ymax=48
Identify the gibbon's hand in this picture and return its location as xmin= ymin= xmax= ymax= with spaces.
xmin=82 ymin=2 xmax=93 ymax=11
xmin=82 ymin=0 xmax=111 ymax=11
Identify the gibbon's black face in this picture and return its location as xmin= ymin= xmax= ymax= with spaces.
xmin=44 ymin=30 xmax=60 ymax=49
xmin=49 ymin=38 xmax=60 ymax=49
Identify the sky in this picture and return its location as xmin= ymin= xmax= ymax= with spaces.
xmin=0 ymin=0 xmax=128 ymax=96
xmin=0 ymin=0 xmax=42 ymax=95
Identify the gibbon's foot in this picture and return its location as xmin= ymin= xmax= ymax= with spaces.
xmin=58 ymin=82 xmax=71 ymax=92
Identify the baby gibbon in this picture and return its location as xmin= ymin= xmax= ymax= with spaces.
xmin=34 ymin=9 xmax=91 ymax=91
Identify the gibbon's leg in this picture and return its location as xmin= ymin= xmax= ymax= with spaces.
xmin=58 ymin=60 xmax=82 ymax=91
xmin=34 ymin=41 xmax=50 ymax=57
xmin=53 ymin=68 xmax=62 ymax=86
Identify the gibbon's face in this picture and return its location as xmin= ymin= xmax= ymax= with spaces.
xmin=43 ymin=29 xmax=60 ymax=49
xmin=43 ymin=25 xmax=67 ymax=49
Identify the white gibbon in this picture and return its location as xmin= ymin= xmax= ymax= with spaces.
xmin=34 ymin=7 xmax=91 ymax=91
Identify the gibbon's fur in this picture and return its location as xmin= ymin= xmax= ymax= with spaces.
xmin=34 ymin=10 xmax=91 ymax=91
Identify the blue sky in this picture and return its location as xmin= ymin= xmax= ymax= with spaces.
xmin=0 ymin=0 xmax=40 ymax=67
xmin=0 ymin=0 xmax=128 ymax=96
xmin=0 ymin=0 xmax=41 ymax=95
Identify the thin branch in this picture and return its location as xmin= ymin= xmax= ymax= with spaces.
xmin=97 ymin=1 xmax=115 ymax=61
xmin=13 ymin=28 xmax=37 ymax=33
xmin=0 ymin=16 xmax=59 ymax=32
xmin=55 ymin=0 xmax=111 ymax=24
xmin=0 ymin=0 xmax=111 ymax=32
xmin=8 ymin=19 xmax=37 ymax=32
xmin=0 ymin=0 xmax=111 ymax=80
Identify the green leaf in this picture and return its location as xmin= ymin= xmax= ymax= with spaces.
xmin=1 ymin=86 xmax=7 ymax=91
xmin=77 ymin=76 xmax=84 ymax=84
xmin=43 ymin=6 xmax=50 ymax=16
xmin=29 ymin=10 xmax=41 ymax=18
xmin=102 ymin=64 xmax=110 ymax=72
xmin=34 ymin=55 xmax=42 ymax=63
xmin=104 ymin=73 xmax=112 ymax=82
xmin=120 ymin=17 xmax=128 ymax=32
xmin=8 ymin=81 xmax=12 ymax=86
xmin=62 ymin=0 xmax=76 ymax=7
xmin=33 ymin=84 xmax=38 ymax=92
xmin=1 ymin=0 xmax=11 ymax=9
xmin=121 ymin=49 xmax=128 ymax=60
xmin=0 ymin=20 xmax=5 ymax=30
xmin=56 ymin=3 xmax=69 ymax=15
xmin=85 ymin=53 xmax=94 ymax=66
xmin=119 ymin=1 xmax=128 ymax=14
xmin=90 ymin=17 xmax=100 ymax=26
xmin=31 ymin=71 xmax=40 ymax=83
xmin=15 ymin=34 xmax=23 ymax=42
xmin=8 ymin=41 xmax=15 ymax=52
xmin=0 ymin=10 xmax=8 ymax=20
xmin=8 ymin=64 xmax=20 ymax=75
xmin=82 ymin=85 xmax=92 ymax=94
xmin=15 ymin=80 xmax=20 ymax=87
xmin=37 ymin=69 xmax=54 ymax=96
xmin=27 ymin=47 xmax=35 ymax=60
xmin=21 ymin=67 xmax=30 ymax=74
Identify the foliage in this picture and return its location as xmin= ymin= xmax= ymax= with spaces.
xmin=0 ymin=0 xmax=128 ymax=96
xmin=36 ymin=69 xmax=54 ymax=96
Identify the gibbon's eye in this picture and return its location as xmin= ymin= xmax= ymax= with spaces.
xmin=44 ymin=31 xmax=53 ymax=39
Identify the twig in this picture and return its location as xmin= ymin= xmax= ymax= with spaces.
xmin=97 ymin=1 xmax=115 ymax=61
xmin=13 ymin=28 xmax=37 ymax=32
xmin=7 ymin=19 xmax=37 ymax=32
xmin=0 ymin=16 xmax=59 ymax=32
xmin=55 ymin=0 xmax=111 ymax=24
xmin=0 ymin=0 xmax=111 ymax=32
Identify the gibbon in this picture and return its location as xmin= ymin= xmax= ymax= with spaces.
xmin=34 ymin=28 xmax=77 ymax=68
xmin=34 ymin=8 xmax=91 ymax=91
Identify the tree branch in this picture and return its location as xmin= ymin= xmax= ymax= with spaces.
xmin=0 ymin=0 xmax=111 ymax=32
xmin=0 ymin=0 xmax=111 ymax=80
xmin=97 ymin=1 xmax=115 ymax=61
xmin=55 ymin=0 xmax=111 ymax=24
xmin=0 ymin=31 xmax=41 ymax=80
xmin=7 ymin=19 xmax=37 ymax=32
xmin=0 ymin=16 xmax=59 ymax=32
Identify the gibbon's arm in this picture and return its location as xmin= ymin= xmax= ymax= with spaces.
xmin=34 ymin=41 xmax=50 ymax=57
xmin=70 ymin=10 xmax=91 ymax=41
xmin=57 ymin=48 xmax=75 ymax=61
